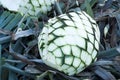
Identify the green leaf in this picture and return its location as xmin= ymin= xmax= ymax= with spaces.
xmin=0 ymin=13 xmax=15 ymax=29
xmin=0 ymin=36 xmax=11 ymax=44
xmin=55 ymin=1 xmax=63 ymax=15
xmin=93 ymin=66 xmax=116 ymax=80
xmin=84 ymin=0 xmax=94 ymax=18
xmin=8 ymin=71 xmax=17 ymax=80
xmin=90 ymin=0 xmax=97 ymax=8
xmin=0 ymin=11 xmax=10 ymax=25
xmin=80 ymin=0 xmax=97 ymax=9
xmin=4 ymin=13 xmax=22 ymax=30
xmin=80 ymin=0 xmax=97 ymax=18
xmin=98 ymin=46 xmax=120 ymax=58
xmin=36 ymin=70 xmax=56 ymax=80
xmin=2 ymin=63 xmax=35 ymax=78
xmin=0 ymin=11 xmax=23 ymax=31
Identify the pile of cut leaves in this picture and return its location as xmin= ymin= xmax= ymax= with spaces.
xmin=0 ymin=0 xmax=120 ymax=80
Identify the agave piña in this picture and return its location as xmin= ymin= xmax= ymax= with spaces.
xmin=38 ymin=11 xmax=100 ymax=75
xmin=0 ymin=0 xmax=56 ymax=16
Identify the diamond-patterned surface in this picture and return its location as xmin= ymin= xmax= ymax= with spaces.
xmin=38 ymin=11 xmax=100 ymax=75
xmin=19 ymin=0 xmax=56 ymax=15
xmin=0 ymin=0 xmax=56 ymax=16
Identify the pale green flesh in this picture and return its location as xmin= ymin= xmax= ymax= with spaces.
xmin=38 ymin=11 xmax=100 ymax=75
xmin=0 ymin=0 xmax=56 ymax=16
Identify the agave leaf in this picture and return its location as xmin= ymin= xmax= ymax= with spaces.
xmin=102 ymin=0 xmax=113 ymax=11
xmin=36 ymin=70 xmax=56 ymax=80
xmin=8 ymin=71 xmax=17 ymax=80
xmin=25 ymin=39 xmax=38 ymax=54
xmin=0 ymin=11 xmax=23 ymax=30
xmin=1 ymin=69 xmax=9 ymax=80
xmin=98 ymin=46 xmax=120 ymax=58
xmin=109 ymin=18 xmax=117 ymax=47
xmin=0 ymin=13 xmax=15 ymax=28
xmin=0 ymin=29 xmax=36 ymax=44
xmin=93 ymin=60 xmax=113 ymax=66
xmin=93 ymin=66 xmax=116 ymax=80
xmin=48 ymin=73 xmax=54 ymax=80
xmin=0 ymin=10 xmax=26 ymax=45
xmin=81 ymin=0 xmax=97 ymax=10
xmin=80 ymin=0 xmax=97 ymax=17
xmin=84 ymin=0 xmax=94 ymax=17
xmin=13 ymin=29 xmax=34 ymax=40
xmin=2 ymin=63 xmax=35 ymax=78
xmin=104 ymin=24 xmax=110 ymax=38
xmin=90 ymin=0 xmax=97 ymax=8
xmin=0 ymin=28 xmax=11 ymax=35
xmin=0 ymin=6 xmax=4 ymax=15
xmin=115 ymin=14 xmax=120 ymax=37
xmin=0 ymin=36 xmax=11 ymax=44
xmin=4 ymin=13 xmax=22 ymax=30
xmin=112 ymin=64 xmax=120 ymax=73
xmin=7 ymin=45 xmax=34 ymax=65
xmin=55 ymin=1 xmax=63 ymax=15
xmin=0 ymin=11 xmax=10 ymax=25
xmin=110 ymin=65 xmax=120 ymax=78
xmin=4 ymin=59 xmax=26 ymax=71
xmin=25 ymin=65 xmax=42 ymax=74
xmin=4 ymin=59 xmax=24 ymax=63
xmin=11 ymin=39 xmax=24 ymax=54
xmin=27 ymin=39 xmax=37 ymax=47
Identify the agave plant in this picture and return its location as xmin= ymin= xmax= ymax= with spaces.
xmin=38 ymin=11 xmax=100 ymax=75
xmin=0 ymin=0 xmax=56 ymax=16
